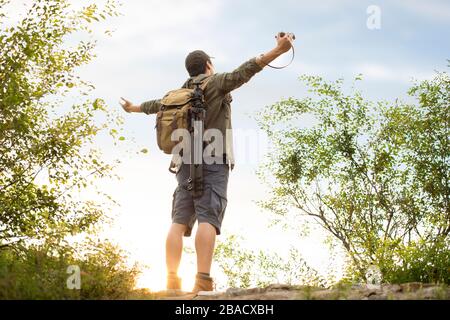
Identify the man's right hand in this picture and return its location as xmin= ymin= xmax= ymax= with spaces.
xmin=119 ymin=97 xmax=141 ymax=113
xmin=256 ymin=32 xmax=296 ymax=68
xmin=275 ymin=32 xmax=294 ymax=54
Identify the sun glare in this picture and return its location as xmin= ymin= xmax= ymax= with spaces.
xmin=135 ymin=260 xmax=198 ymax=292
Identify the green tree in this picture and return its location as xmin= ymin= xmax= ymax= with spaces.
xmin=0 ymin=0 xmax=121 ymax=248
xmin=256 ymin=68 xmax=450 ymax=284
xmin=0 ymin=0 xmax=141 ymax=299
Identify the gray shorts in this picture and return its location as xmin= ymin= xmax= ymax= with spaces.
xmin=171 ymin=163 xmax=229 ymax=237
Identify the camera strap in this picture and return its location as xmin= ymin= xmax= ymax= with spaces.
xmin=267 ymin=44 xmax=295 ymax=69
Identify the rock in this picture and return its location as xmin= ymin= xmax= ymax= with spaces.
xmin=401 ymin=282 xmax=424 ymax=292
xmin=368 ymin=294 xmax=388 ymax=300
xmin=366 ymin=284 xmax=382 ymax=290
xmin=350 ymin=284 xmax=366 ymax=290
xmin=225 ymin=288 xmax=245 ymax=297
xmin=266 ymin=284 xmax=294 ymax=291
xmin=197 ymin=290 xmax=223 ymax=297
xmin=247 ymin=291 xmax=296 ymax=300
xmin=153 ymin=283 xmax=449 ymax=300
xmin=310 ymin=289 xmax=340 ymax=300
xmin=225 ymin=287 xmax=265 ymax=297
xmin=384 ymin=284 xmax=402 ymax=293
xmin=420 ymin=287 xmax=437 ymax=299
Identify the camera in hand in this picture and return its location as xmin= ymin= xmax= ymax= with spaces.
xmin=277 ymin=32 xmax=295 ymax=40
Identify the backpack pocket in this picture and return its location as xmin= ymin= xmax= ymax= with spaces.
xmin=156 ymin=105 xmax=190 ymax=154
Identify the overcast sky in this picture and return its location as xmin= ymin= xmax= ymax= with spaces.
xmin=4 ymin=0 xmax=450 ymax=290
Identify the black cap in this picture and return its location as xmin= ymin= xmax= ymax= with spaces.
xmin=185 ymin=50 xmax=213 ymax=77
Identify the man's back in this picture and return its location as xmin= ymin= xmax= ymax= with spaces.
xmin=182 ymin=57 xmax=262 ymax=156
xmin=141 ymin=57 xmax=263 ymax=168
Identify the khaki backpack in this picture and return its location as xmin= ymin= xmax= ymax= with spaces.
xmin=156 ymin=77 xmax=211 ymax=154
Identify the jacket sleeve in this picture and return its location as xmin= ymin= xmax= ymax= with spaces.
xmin=212 ymin=57 xmax=263 ymax=93
xmin=140 ymin=99 xmax=162 ymax=115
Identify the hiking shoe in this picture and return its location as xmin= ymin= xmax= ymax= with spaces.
xmin=192 ymin=273 xmax=214 ymax=294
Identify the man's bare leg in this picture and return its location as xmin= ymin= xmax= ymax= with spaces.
xmin=166 ymin=223 xmax=187 ymax=275
xmin=195 ymin=222 xmax=216 ymax=274
xmin=192 ymin=222 xmax=216 ymax=293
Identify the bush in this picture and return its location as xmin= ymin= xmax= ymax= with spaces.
xmin=0 ymin=240 xmax=139 ymax=300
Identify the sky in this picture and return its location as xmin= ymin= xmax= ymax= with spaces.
xmin=4 ymin=0 xmax=450 ymax=291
